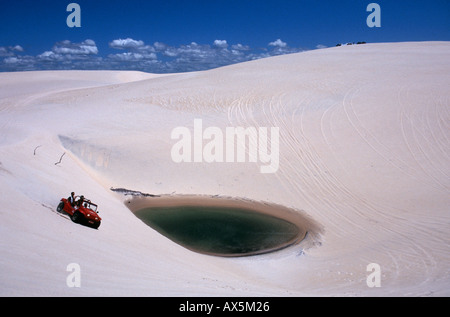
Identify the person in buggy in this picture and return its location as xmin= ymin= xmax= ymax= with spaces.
xmin=75 ymin=195 xmax=85 ymax=209
xmin=67 ymin=192 xmax=86 ymax=209
xmin=68 ymin=192 xmax=76 ymax=207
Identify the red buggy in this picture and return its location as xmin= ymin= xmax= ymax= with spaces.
xmin=57 ymin=197 xmax=101 ymax=229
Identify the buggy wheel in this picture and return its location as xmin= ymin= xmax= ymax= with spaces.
xmin=57 ymin=202 xmax=64 ymax=212
xmin=71 ymin=211 xmax=83 ymax=224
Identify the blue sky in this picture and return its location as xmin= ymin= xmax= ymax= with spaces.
xmin=1 ymin=0 xmax=449 ymax=72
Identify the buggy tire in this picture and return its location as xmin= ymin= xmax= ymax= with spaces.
xmin=71 ymin=211 xmax=83 ymax=224
xmin=57 ymin=201 xmax=64 ymax=212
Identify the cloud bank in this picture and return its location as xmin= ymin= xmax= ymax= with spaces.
xmin=1 ymin=38 xmax=309 ymax=73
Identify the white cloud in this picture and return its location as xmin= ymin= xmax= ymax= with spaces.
xmin=0 ymin=45 xmax=25 ymax=57
xmin=109 ymin=52 xmax=144 ymax=61
xmin=3 ymin=57 xmax=19 ymax=64
xmin=268 ymin=39 xmax=287 ymax=48
xmin=153 ymin=42 xmax=168 ymax=51
xmin=13 ymin=45 xmax=24 ymax=52
xmin=231 ymin=44 xmax=250 ymax=51
xmin=163 ymin=48 xmax=178 ymax=57
xmin=1 ymin=55 xmax=36 ymax=71
xmin=82 ymin=39 xmax=95 ymax=46
xmin=37 ymin=51 xmax=59 ymax=61
xmin=53 ymin=40 xmax=98 ymax=55
xmin=108 ymin=52 xmax=157 ymax=62
xmin=109 ymin=38 xmax=145 ymax=50
xmin=2 ymin=38 xmax=307 ymax=73
xmin=213 ymin=40 xmax=228 ymax=48
xmin=316 ymin=44 xmax=327 ymax=49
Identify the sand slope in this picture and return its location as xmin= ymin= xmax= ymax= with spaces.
xmin=0 ymin=42 xmax=449 ymax=296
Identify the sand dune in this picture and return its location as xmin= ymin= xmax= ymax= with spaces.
xmin=0 ymin=42 xmax=449 ymax=296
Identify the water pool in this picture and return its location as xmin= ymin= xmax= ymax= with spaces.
xmin=134 ymin=205 xmax=302 ymax=257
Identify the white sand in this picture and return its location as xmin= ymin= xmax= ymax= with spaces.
xmin=0 ymin=42 xmax=449 ymax=296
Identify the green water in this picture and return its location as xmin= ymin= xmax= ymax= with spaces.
xmin=134 ymin=206 xmax=300 ymax=256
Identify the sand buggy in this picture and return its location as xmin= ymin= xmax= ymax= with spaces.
xmin=57 ymin=196 xmax=101 ymax=229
